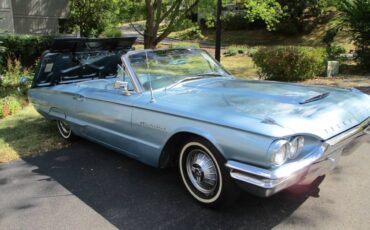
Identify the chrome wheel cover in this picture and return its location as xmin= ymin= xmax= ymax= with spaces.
xmin=57 ymin=121 xmax=71 ymax=139
xmin=185 ymin=149 xmax=218 ymax=196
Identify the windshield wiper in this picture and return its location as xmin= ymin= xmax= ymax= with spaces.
xmin=165 ymin=76 xmax=204 ymax=90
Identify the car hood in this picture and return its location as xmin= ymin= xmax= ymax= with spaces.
xmin=152 ymin=78 xmax=370 ymax=140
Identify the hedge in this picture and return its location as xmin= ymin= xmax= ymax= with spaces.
xmin=0 ymin=34 xmax=53 ymax=69
xmin=252 ymin=46 xmax=327 ymax=81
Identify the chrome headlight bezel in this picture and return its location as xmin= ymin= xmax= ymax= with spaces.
xmin=270 ymin=136 xmax=305 ymax=166
xmin=287 ymin=136 xmax=305 ymax=159
xmin=270 ymin=140 xmax=289 ymax=166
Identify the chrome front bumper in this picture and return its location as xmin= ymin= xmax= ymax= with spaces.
xmin=226 ymin=118 xmax=370 ymax=197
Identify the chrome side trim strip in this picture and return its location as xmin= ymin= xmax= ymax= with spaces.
xmin=326 ymin=118 xmax=370 ymax=146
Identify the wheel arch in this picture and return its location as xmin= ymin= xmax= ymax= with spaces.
xmin=158 ymin=129 xmax=223 ymax=168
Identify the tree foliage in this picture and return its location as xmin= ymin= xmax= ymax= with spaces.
xmin=243 ymin=0 xmax=284 ymax=31
xmin=339 ymin=0 xmax=370 ymax=71
xmin=117 ymin=0 xmax=146 ymax=22
xmin=276 ymin=0 xmax=324 ymax=34
xmin=143 ymin=0 xmax=200 ymax=48
xmin=68 ymin=0 xmax=116 ymax=37
xmin=197 ymin=0 xmax=283 ymax=30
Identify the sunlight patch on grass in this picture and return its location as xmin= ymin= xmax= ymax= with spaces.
xmin=221 ymin=55 xmax=258 ymax=78
xmin=0 ymin=105 xmax=69 ymax=163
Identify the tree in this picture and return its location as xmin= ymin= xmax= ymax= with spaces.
xmin=68 ymin=0 xmax=116 ymax=37
xmin=339 ymin=0 xmax=370 ymax=71
xmin=143 ymin=0 xmax=200 ymax=48
xmin=276 ymin=0 xmax=323 ymax=34
xmin=243 ymin=0 xmax=284 ymax=31
xmin=117 ymin=0 xmax=146 ymax=22
xmin=198 ymin=0 xmax=283 ymax=31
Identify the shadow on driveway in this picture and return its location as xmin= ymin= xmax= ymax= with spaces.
xmin=17 ymin=140 xmax=324 ymax=230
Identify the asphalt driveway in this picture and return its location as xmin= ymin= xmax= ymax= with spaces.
xmin=1 ymin=140 xmax=369 ymax=230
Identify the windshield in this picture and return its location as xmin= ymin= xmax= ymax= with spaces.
xmin=128 ymin=49 xmax=229 ymax=90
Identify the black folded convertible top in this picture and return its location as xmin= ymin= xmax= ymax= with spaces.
xmin=50 ymin=37 xmax=137 ymax=52
xmin=32 ymin=37 xmax=137 ymax=88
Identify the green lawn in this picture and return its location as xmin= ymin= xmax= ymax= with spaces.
xmin=221 ymin=55 xmax=258 ymax=78
xmin=200 ymin=25 xmax=354 ymax=50
xmin=0 ymin=105 xmax=69 ymax=163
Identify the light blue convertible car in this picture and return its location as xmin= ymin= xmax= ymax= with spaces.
xmin=29 ymin=38 xmax=370 ymax=207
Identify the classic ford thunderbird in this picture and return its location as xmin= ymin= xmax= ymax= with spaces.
xmin=29 ymin=38 xmax=370 ymax=207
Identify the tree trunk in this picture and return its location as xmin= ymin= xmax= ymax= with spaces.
xmin=144 ymin=0 xmax=157 ymax=49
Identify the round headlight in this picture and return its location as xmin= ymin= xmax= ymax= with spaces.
xmin=288 ymin=136 xmax=305 ymax=159
xmin=270 ymin=140 xmax=289 ymax=166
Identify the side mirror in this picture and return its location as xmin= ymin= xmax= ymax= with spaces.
xmin=114 ymin=80 xmax=128 ymax=89
xmin=20 ymin=76 xmax=28 ymax=85
xmin=114 ymin=80 xmax=131 ymax=96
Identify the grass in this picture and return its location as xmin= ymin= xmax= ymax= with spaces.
xmin=0 ymin=105 xmax=69 ymax=163
xmin=201 ymin=24 xmax=355 ymax=51
xmin=221 ymin=55 xmax=258 ymax=78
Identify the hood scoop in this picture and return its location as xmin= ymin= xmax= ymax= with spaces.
xmin=299 ymin=92 xmax=330 ymax=104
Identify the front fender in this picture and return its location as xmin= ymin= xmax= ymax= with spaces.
xmin=162 ymin=124 xmax=274 ymax=169
xmin=163 ymin=126 xmax=224 ymax=157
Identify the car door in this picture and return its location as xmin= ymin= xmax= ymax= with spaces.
xmin=73 ymin=85 xmax=141 ymax=157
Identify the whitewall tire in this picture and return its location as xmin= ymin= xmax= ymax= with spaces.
xmin=56 ymin=120 xmax=76 ymax=140
xmin=179 ymin=138 xmax=239 ymax=207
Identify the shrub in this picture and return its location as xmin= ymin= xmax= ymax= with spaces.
xmin=7 ymin=96 xmax=21 ymax=115
xmin=0 ymin=58 xmax=32 ymax=98
xmin=252 ymin=46 xmax=327 ymax=81
xmin=224 ymin=46 xmax=253 ymax=56
xmin=224 ymin=46 xmax=261 ymax=57
xmin=0 ymin=35 xmax=53 ymax=69
xmin=173 ymin=19 xmax=195 ymax=32
xmin=245 ymin=47 xmax=259 ymax=57
xmin=222 ymin=13 xmax=250 ymax=31
xmin=174 ymin=26 xmax=204 ymax=40
xmin=327 ymin=45 xmax=346 ymax=60
xmin=100 ymin=27 xmax=123 ymax=38
xmin=169 ymin=42 xmax=200 ymax=49
xmin=224 ymin=46 xmax=239 ymax=56
xmin=0 ymin=96 xmax=22 ymax=118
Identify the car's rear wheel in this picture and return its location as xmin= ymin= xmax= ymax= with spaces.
xmin=179 ymin=137 xmax=239 ymax=207
xmin=56 ymin=120 xmax=76 ymax=140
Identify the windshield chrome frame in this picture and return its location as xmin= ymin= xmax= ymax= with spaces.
xmin=121 ymin=48 xmax=232 ymax=93
xmin=121 ymin=55 xmax=145 ymax=93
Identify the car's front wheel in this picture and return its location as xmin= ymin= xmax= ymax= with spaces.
xmin=56 ymin=120 xmax=76 ymax=140
xmin=179 ymin=138 xmax=239 ymax=207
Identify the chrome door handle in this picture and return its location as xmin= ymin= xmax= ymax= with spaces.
xmin=73 ymin=95 xmax=85 ymax=101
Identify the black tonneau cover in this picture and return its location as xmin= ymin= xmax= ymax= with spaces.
xmin=32 ymin=37 xmax=137 ymax=88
